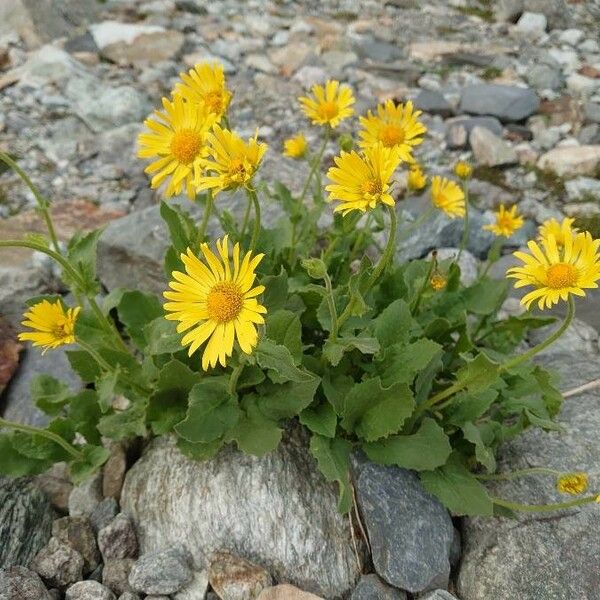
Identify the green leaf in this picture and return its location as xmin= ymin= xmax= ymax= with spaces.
xmin=374 ymin=299 xmax=419 ymax=348
xmin=95 ymin=370 xmax=119 ymax=413
xmin=175 ymin=379 xmax=240 ymax=444
xmin=147 ymin=359 xmax=203 ymax=435
xmin=0 ymin=434 xmax=52 ymax=476
xmin=446 ymin=388 xmax=499 ymax=426
xmin=257 ymin=376 xmax=320 ymax=420
xmin=261 ymin=267 xmax=288 ymax=312
xmin=462 ymin=422 xmax=496 ymax=472
xmin=67 ymin=229 xmax=103 ymax=293
xmin=143 ymin=317 xmax=183 ymax=354
xmin=98 ymin=401 xmax=147 ymax=440
xmin=69 ymin=390 xmax=103 ymax=445
xmin=420 ymin=454 xmax=494 ymax=516
xmin=102 ymin=287 xmax=127 ymax=314
xmin=309 ymin=434 xmax=352 ymax=513
xmin=11 ymin=418 xmax=75 ymax=463
xmin=483 ymin=314 xmax=555 ymax=353
xmin=265 ymin=310 xmax=303 ymax=364
xmin=378 ymin=338 xmax=442 ymax=387
xmin=74 ymin=309 xmax=112 ymax=347
xmin=345 ymin=257 xmax=371 ymax=319
xmin=117 ymin=291 xmax=163 ymax=349
xmin=456 ymin=353 xmax=501 ymax=393
xmin=300 ymin=400 xmax=337 ymax=438
xmin=31 ymin=375 xmax=72 ymax=416
xmin=66 ymin=350 xmax=102 ymax=382
xmin=69 ymin=445 xmax=111 ymax=484
xmin=255 ymin=339 xmax=313 ymax=384
xmin=177 ymin=436 xmax=223 ymax=461
xmin=462 ymin=277 xmax=508 ymax=316
xmin=323 ymin=336 xmax=380 ymax=367
xmin=322 ymin=373 xmax=354 ymax=415
xmin=160 ymin=200 xmax=199 ymax=253
xmin=363 ymin=418 xmax=451 ymax=471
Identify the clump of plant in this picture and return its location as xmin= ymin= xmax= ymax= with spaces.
xmin=1 ymin=64 xmax=600 ymax=517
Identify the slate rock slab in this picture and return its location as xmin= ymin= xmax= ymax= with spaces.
xmin=0 ymin=477 xmax=54 ymax=569
xmin=121 ymin=432 xmax=361 ymax=597
xmin=458 ymin=352 xmax=600 ymax=600
xmin=353 ymin=462 xmax=454 ymax=593
xmin=459 ymin=84 xmax=539 ymax=122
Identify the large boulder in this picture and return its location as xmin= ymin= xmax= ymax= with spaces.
xmin=120 ymin=431 xmax=362 ymax=598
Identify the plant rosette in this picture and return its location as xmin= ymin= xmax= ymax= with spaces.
xmin=1 ymin=66 xmax=600 ymax=518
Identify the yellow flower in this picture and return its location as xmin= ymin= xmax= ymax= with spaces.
xmin=174 ymin=62 xmax=232 ymax=122
xmin=138 ymin=96 xmax=217 ymax=200
xmin=454 ymin=161 xmax=472 ymax=180
xmin=539 ymin=217 xmax=577 ymax=247
xmin=325 ymin=144 xmax=402 ymax=215
xmin=507 ymin=229 xmax=600 ymax=310
xmin=556 ymin=472 xmax=588 ymax=495
xmin=196 ymin=125 xmax=268 ymax=196
xmin=483 ymin=205 xmax=524 ymax=238
xmin=18 ymin=300 xmax=80 ymax=353
xmin=163 ymin=236 xmax=267 ymax=370
xmin=430 ymin=176 xmax=465 ymax=218
xmin=299 ymin=80 xmax=355 ymax=128
xmin=283 ymin=134 xmax=308 ymax=159
xmin=358 ymin=100 xmax=426 ymax=162
xmin=430 ymin=272 xmax=447 ymax=291
xmin=407 ymin=164 xmax=427 ymax=191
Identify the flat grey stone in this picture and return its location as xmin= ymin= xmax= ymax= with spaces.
xmin=470 ymin=126 xmax=518 ymax=167
xmin=89 ymin=498 xmax=119 ymax=533
xmin=585 ymin=102 xmax=600 ymax=124
xmin=350 ymin=574 xmax=406 ymax=600
xmin=128 ymin=546 xmax=193 ymax=595
xmin=420 ymin=591 xmax=459 ymax=600
xmin=459 ymin=84 xmax=539 ymax=122
xmin=68 ymin=472 xmax=103 ymax=517
xmin=445 ymin=116 xmax=503 ymax=149
xmin=414 ymin=90 xmax=453 ymax=118
xmin=526 ymin=64 xmax=563 ymax=92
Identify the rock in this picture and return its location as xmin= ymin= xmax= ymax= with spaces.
xmin=208 ymin=551 xmax=272 ymax=600
xmin=121 ymin=433 xmax=361 ymax=597
xmin=245 ymin=54 xmax=276 ymax=74
xmin=420 ymin=591 xmax=459 ymax=600
xmin=529 ymin=317 xmax=599 ymax=358
xmin=526 ymin=64 xmax=563 ymax=91
xmin=0 ymin=565 xmax=52 ymax=600
xmin=578 ymin=124 xmax=600 ymax=146
xmin=103 ymin=559 xmax=136 ymax=596
xmin=414 ymin=90 xmax=453 ymax=118
xmin=65 ymin=581 xmax=116 ymax=600
xmin=353 ymin=37 xmax=402 ymax=62
xmin=458 ymin=353 xmax=600 ymax=600
xmin=0 ymin=477 xmax=54 ymax=569
xmin=90 ymin=498 xmax=120 ymax=534
xmin=98 ymin=514 xmax=138 ymax=561
xmin=445 ymin=116 xmax=503 ymax=149
xmin=89 ymin=21 xmax=184 ymax=65
xmin=116 ymin=594 xmax=139 ymax=600
xmin=31 ymin=537 xmax=84 ymax=588
xmin=128 ymin=546 xmax=193 ymax=595
xmin=537 ymin=145 xmax=600 ymax=176
xmin=35 ymin=464 xmax=73 ymax=513
xmin=173 ymin=569 xmax=209 ymax=600
xmin=559 ymin=28 xmax=584 ymax=46
xmin=2 ymin=347 xmax=80 ymax=427
xmin=52 ymin=517 xmax=100 ymax=575
xmin=493 ymin=0 xmax=570 ymax=29
xmin=0 ymin=316 xmax=21 ymax=395
xmin=470 ymin=126 xmax=518 ymax=166
xmin=350 ymin=574 xmax=407 ymax=599
xmin=585 ymin=102 xmax=600 ymax=124
xmin=459 ymin=84 xmax=539 ymax=122
xmin=353 ymin=461 xmax=454 ymax=593
xmin=513 ymin=12 xmax=547 ymax=38
xmin=256 ymin=586 xmax=323 ymax=600
xmin=566 ymin=73 xmax=600 ymax=96
xmin=102 ymin=444 xmax=127 ymax=500
xmin=434 ymin=248 xmax=478 ymax=285
xmin=68 ymin=472 xmax=103 ymax=517
xmin=565 ymin=176 xmax=600 ymax=200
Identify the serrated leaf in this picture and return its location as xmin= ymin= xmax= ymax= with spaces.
xmin=160 ymin=200 xmax=199 ymax=252
xmin=456 ymin=353 xmax=501 ymax=393
xmin=374 ymin=299 xmax=419 ymax=348
xmin=323 ymin=336 xmax=380 ymax=367
xmin=66 ymin=350 xmax=102 ymax=382
xmin=300 ymin=400 xmax=337 ymax=437
xmin=363 ymin=418 xmax=451 ymax=470
xmin=117 ymin=291 xmax=163 ymax=349
xmin=143 ymin=317 xmax=183 ymax=354
xmin=11 ymin=418 xmax=75 ymax=463
xmin=69 ymin=445 xmax=111 ymax=484
xmin=0 ymin=434 xmax=52 ymax=476
xmin=177 ymin=436 xmax=223 ymax=461
xmin=462 ymin=277 xmax=508 ymax=316
xmin=175 ymin=379 xmax=240 ymax=444
xmin=261 ymin=267 xmax=289 ymax=312
xmin=98 ymin=401 xmax=147 ymax=440
xmin=226 ymin=397 xmax=282 ymax=456
xmin=461 ymin=422 xmax=496 ymax=472
xmin=446 ymin=388 xmax=499 ymax=426
xmin=31 ymin=375 xmax=72 ymax=416
xmin=69 ymin=390 xmax=103 ymax=445
xmin=379 ymin=338 xmax=442 ymax=387
xmin=74 ymin=309 xmax=112 ymax=347
xmin=322 ymin=372 xmax=354 ymax=415
xmin=96 ymin=370 xmax=119 ymax=413
xmin=257 ymin=376 xmax=320 ymax=420
xmin=255 ymin=339 xmax=312 ymax=383
xmin=67 ymin=228 xmax=103 ymax=293
xmin=265 ymin=310 xmax=303 ymax=364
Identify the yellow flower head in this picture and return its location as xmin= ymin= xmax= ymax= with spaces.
xmin=138 ymin=95 xmax=217 ymax=200
xmin=454 ymin=161 xmax=472 ymax=180
xmin=174 ymin=62 xmax=232 ymax=122
xmin=299 ymin=80 xmax=355 ymax=128
xmin=430 ymin=176 xmax=465 ymax=219
xmin=483 ymin=204 xmax=524 ymax=238
xmin=283 ymin=133 xmax=308 ymax=159
xmin=507 ymin=229 xmax=600 ymax=310
xmin=556 ymin=472 xmax=588 ymax=495
xmin=18 ymin=300 xmax=80 ymax=353
xmin=164 ymin=236 xmax=267 ymax=370
xmin=196 ymin=125 xmax=268 ymax=196
xmin=358 ymin=100 xmax=426 ymax=162
xmin=430 ymin=272 xmax=447 ymax=291
xmin=325 ymin=144 xmax=402 ymax=215
xmin=539 ymin=217 xmax=577 ymax=247
xmin=407 ymin=164 xmax=427 ymax=191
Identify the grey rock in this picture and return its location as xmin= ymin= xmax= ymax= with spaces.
xmin=585 ymin=102 xmax=600 ymax=124
xmin=445 ymin=116 xmax=503 ymax=149
xmin=565 ymin=176 xmax=600 ymax=200
xmin=98 ymin=514 xmax=138 ymax=561
xmin=89 ymin=498 xmax=120 ymax=534
xmin=353 ymin=462 xmax=454 ymax=593
xmin=529 ymin=317 xmax=599 ymax=358
xmin=493 ymin=0 xmax=570 ymax=29
xmin=121 ymin=433 xmax=361 ymax=597
xmin=103 ymin=559 xmax=136 ymax=596
xmin=458 ymin=352 xmax=600 ymax=600
xmin=352 ymin=37 xmax=402 ymax=62
xmin=559 ymin=28 xmax=584 ymax=46
xmin=65 ymin=581 xmax=116 ymax=600
xmin=34 ymin=464 xmax=73 ymax=513
xmin=128 ymin=546 xmax=193 ymax=595
xmin=470 ymin=126 xmax=518 ymax=166
xmin=434 ymin=248 xmax=478 ymax=286
xmin=52 ymin=516 xmax=100 ymax=575
xmin=0 ymin=478 xmax=54 ymax=569
xmin=578 ymin=124 xmax=600 ymax=145
xmin=459 ymin=84 xmax=539 ymax=122
xmin=173 ymin=569 xmax=209 ymax=600
xmin=526 ymin=64 xmax=563 ymax=91
xmin=88 ymin=564 xmax=103 ymax=583
xmin=117 ymin=594 xmax=139 ymax=600
xmin=420 ymin=591 xmax=459 ymax=600
xmin=350 ymin=574 xmax=406 ymax=600
xmin=513 ymin=12 xmax=547 ymax=37
xmin=102 ymin=444 xmax=127 ymax=500
xmin=31 ymin=537 xmax=84 ymax=588
xmin=208 ymin=551 xmax=271 ymax=600
xmin=68 ymin=472 xmax=103 ymax=517
xmin=414 ymin=90 xmax=453 ymax=118
xmin=0 ymin=565 xmax=51 ymax=600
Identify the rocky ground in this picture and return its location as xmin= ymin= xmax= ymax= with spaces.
xmin=1 ymin=0 xmax=600 ymax=599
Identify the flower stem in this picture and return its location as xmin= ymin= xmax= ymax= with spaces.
xmin=299 ymin=128 xmax=329 ymax=203
xmin=0 ymin=418 xmax=83 ymax=460
xmin=493 ymin=494 xmax=597 ymax=513
xmin=229 ymin=363 xmax=245 ymax=395
xmin=457 ymin=178 xmax=469 ymax=262
xmin=411 ymin=254 xmax=437 ymax=314
xmin=324 ymin=271 xmax=339 ymax=339
xmin=0 ymin=152 xmax=60 ymax=253
xmin=198 ymin=191 xmax=213 ymax=242
xmin=87 ymin=296 xmax=129 ymax=354
xmin=239 ymin=194 xmax=252 ymax=239
xmin=247 ymin=187 xmax=261 ymax=252
xmin=476 ymin=467 xmax=563 ymax=481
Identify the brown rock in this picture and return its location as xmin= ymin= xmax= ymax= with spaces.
xmin=208 ymin=551 xmax=272 ymax=600
xmin=538 ymin=95 xmax=583 ymax=127
xmin=0 ymin=316 xmax=21 ymax=393
xmin=257 ymin=585 xmax=323 ymax=600
xmin=52 ymin=516 xmax=101 ymax=575
xmin=579 ymin=65 xmax=600 ymax=79
xmin=35 ymin=463 xmax=73 ymax=513
xmin=103 ymin=444 xmax=127 ymax=500
xmin=98 ymin=514 xmax=138 ymax=561
xmin=102 ymin=558 xmax=136 ymax=595
xmin=31 ymin=537 xmax=84 ymax=588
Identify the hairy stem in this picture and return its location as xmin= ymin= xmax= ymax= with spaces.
xmin=493 ymin=494 xmax=598 ymax=513
xmin=299 ymin=128 xmax=329 ymax=203
xmin=457 ymin=178 xmax=469 ymax=262
xmin=198 ymin=191 xmax=213 ymax=242
xmin=247 ymin=187 xmax=261 ymax=252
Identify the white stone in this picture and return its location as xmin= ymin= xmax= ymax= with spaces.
xmin=558 ymin=28 xmax=584 ymax=46
xmin=565 ymin=176 xmax=600 ymax=200
xmin=89 ymin=21 xmax=164 ymax=49
xmin=567 ymin=73 xmax=600 ymax=96
xmin=537 ymin=145 xmax=600 ymax=176
xmin=514 ymin=12 xmax=547 ymax=37
xmin=470 ymin=126 xmax=517 ymax=166
xmin=548 ymin=48 xmax=580 ymax=71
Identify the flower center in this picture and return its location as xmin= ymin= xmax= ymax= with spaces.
xmin=317 ymin=101 xmax=339 ymax=121
xmin=497 ymin=215 xmax=514 ymax=232
xmin=228 ymin=157 xmax=249 ymax=183
xmin=546 ymin=263 xmax=578 ymax=289
xmin=206 ymin=281 xmax=243 ymax=323
xmin=361 ymin=178 xmax=382 ymax=198
xmin=379 ymin=123 xmax=405 ymax=148
xmin=204 ymin=90 xmax=224 ymax=115
xmin=52 ymin=318 xmax=72 ymax=342
xmin=170 ymin=129 xmax=202 ymax=164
